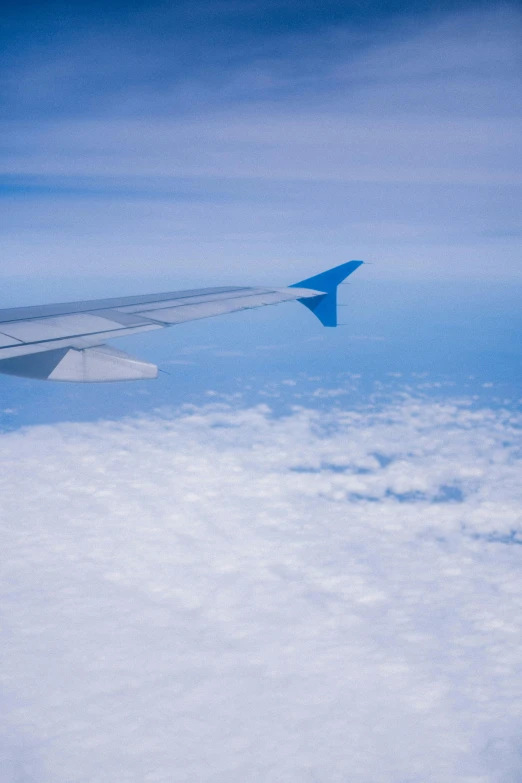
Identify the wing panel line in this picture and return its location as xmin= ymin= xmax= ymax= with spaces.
xmin=0 ymin=287 xmax=249 ymax=325
xmin=0 ymin=324 xmax=162 ymax=360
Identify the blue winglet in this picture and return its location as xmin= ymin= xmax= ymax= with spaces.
xmin=289 ymin=260 xmax=363 ymax=327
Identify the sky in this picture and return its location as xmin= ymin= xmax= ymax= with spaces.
xmin=2 ymin=0 xmax=521 ymax=283
xmin=1 ymin=2 xmax=522 ymax=782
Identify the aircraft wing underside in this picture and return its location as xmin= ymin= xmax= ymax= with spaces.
xmin=0 ymin=261 xmax=363 ymax=382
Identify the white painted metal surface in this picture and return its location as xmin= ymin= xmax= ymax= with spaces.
xmin=0 ymin=333 xmax=22 ymax=347
xmin=0 ymin=313 xmax=130 ymax=343
xmin=48 ymin=345 xmax=158 ymax=382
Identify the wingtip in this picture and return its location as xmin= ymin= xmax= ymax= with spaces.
xmin=290 ymin=260 xmax=364 ymax=292
xmin=289 ymin=260 xmax=364 ymax=328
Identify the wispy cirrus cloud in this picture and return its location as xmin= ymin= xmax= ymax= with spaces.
xmin=2 ymin=395 xmax=522 ymax=781
xmin=1 ymin=4 xmax=521 ymax=281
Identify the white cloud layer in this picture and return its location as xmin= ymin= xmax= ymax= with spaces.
xmin=1 ymin=395 xmax=522 ymax=782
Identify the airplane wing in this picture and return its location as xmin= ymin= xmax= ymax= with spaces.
xmin=0 ymin=260 xmax=363 ymax=382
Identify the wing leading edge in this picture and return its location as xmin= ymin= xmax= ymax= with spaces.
xmin=0 ymin=261 xmax=363 ymax=382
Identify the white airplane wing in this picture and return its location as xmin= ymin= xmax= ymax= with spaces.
xmin=0 ymin=261 xmax=363 ymax=382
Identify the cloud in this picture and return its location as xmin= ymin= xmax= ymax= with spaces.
xmin=1 ymin=394 xmax=522 ymax=781
xmin=1 ymin=5 xmax=521 ymax=280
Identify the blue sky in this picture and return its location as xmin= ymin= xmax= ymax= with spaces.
xmin=2 ymin=3 xmax=522 ymax=782
xmin=2 ymin=0 xmax=521 ymax=285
